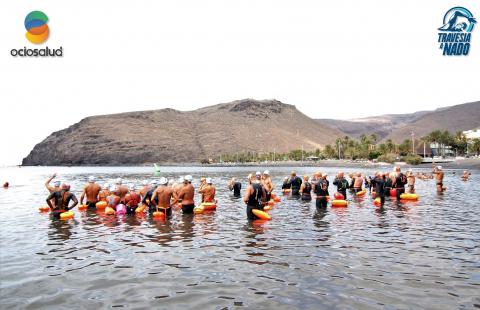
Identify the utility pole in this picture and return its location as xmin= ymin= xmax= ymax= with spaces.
xmin=411 ymin=131 xmax=415 ymax=154
xmin=273 ymin=148 xmax=276 ymax=162
xmin=301 ymin=144 xmax=304 ymax=165
xmin=423 ymin=141 xmax=426 ymax=158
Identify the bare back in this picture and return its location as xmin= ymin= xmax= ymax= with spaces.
xmin=178 ymin=183 xmax=195 ymax=205
xmin=85 ymin=183 xmax=101 ymax=202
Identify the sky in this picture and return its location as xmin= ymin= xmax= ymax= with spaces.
xmin=0 ymin=0 xmax=479 ymax=166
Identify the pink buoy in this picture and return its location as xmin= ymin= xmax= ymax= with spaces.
xmin=116 ymin=204 xmax=127 ymax=215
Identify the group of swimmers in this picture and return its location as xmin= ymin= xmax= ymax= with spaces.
xmin=41 ymin=165 xmax=469 ymax=220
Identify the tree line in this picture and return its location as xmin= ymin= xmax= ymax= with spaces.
xmin=210 ymin=130 xmax=480 ymax=165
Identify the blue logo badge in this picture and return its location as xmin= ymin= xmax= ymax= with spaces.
xmin=438 ymin=7 xmax=476 ymax=56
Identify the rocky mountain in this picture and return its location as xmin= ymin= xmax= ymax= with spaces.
xmin=22 ymin=99 xmax=344 ymax=165
xmin=384 ymin=101 xmax=480 ymax=142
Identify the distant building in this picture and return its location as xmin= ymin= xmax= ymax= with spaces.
xmin=306 ymin=156 xmax=319 ymax=161
xmin=463 ymin=128 xmax=480 ymax=140
xmin=415 ymin=142 xmax=454 ymax=157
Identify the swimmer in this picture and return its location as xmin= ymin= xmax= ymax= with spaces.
xmin=314 ymin=174 xmax=329 ymax=209
xmin=45 ymin=173 xmax=60 ymax=193
xmin=374 ymin=172 xmax=386 ymax=206
xmin=261 ymin=170 xmax=274 ymax=202
xmin=114 ymin=178 xmax=129 ymax=203
xmin=98 ymin=183 xmax=110 ymax=202
xmin=406 ymin=169 xmax=415 ymax=193
xmin=151 ymin=177 xmax=174 ymax=218
xmin=3 ymin=182 xmax=9 ymax=188
xmin=461 ymin=170 xmax=470 ymax=181
xmin=45 ymin=183 xmax=78 ymax=219
xmin=392 ymin=166 xmax=407 ymax=199
xmin=142 ymin=180 xmax=158 ymax=212
xmin=353 ymin=172 xmax=364 ymax=193
xmin=244 ymin=173 xmax=266 ymax=220
xmin=125 ymin=185 xmax=141 ymax=215
xmin=228 ymin=178 xmax=242 ymax=198
xmin=107 ymin=186 xmax=121 ymax=208
xmin=299 ymin=175 xmax=312 ymax=201
xmin=333 ymin=172 xmax=349 ymax=199
xmin=199 ymin=178 xmax=216 ymax=203
xmin=199 ymin=177 xmax=207 ymax=202
xmin=433 ymin=166 xmax=445 ymax=192
xmin=289 ymin=171 xmax=303 ymax=198
xmin=80 ymin=176 xmax=101 ymax=209
xmin=139 ymin=180 xmax=150 ymax=199
xmin=281 ymin=177 xmax=290 ymax=190
xmin=178 ymin=175 xmax=195 ymax=214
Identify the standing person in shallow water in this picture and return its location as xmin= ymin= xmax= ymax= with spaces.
xmin=178 ymin=175 xmax=195 ymax=214
xmin=374 ymin=172 xmax=386 ymax=206
xmin=114 ymin=178 xmax=129 ymax=204
xmin=406 ymin=169 xmax=415 ymax=193
xmin=143 ymin=180 xmax=158 ymax=212
xmin=45 ymin=173 xmax=60 ymax=193
xmin=46 ymin=183 xmax=78 ymax=219
xmin=98 ymin=183 xmax=110 ymax=202
xmin=392 ymin=166 xmax=407 ymax=200
xmin=353 ymin=172 xmax=364 ymax=193
xmin=289 ymin=171 xmax=302 ymax=198
xmin=333 ymin=172 xmax=349 ymax=199
xmin=151 ymin=177 xmax=174 ymax=218
xmin=433 ymin=166 xmax=445 ymax=192
xmin=125 ymin=185 xmax=141 ymax=215
xmin=261 ymin=170 xmax=274 ymax=202
xmin=228 ymin=178 xmax=242 ymax=197
xmin=314 ymin=175 xmax=329 ymax=209
xmin=299 ymin=175 xmax=312 ymax=201
xmin=244 ymin=173 xmax=266 ymax=220
xmin=80 ymin=176 xmax=101 ymax=209
xmin=199 ymin=178 xmax=216 ymax=203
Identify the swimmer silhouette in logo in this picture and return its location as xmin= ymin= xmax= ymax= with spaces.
xmin=438 ymin=8 xmax=477 ymax=32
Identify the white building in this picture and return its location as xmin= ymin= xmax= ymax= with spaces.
xmin=463 ymin=128 xmax=480 ymax=140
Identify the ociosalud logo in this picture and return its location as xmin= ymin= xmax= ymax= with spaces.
xmin=11 ymin=10 xmax=62 ymax=57
xmin=438 ymin=7 xmax=476 ymax=56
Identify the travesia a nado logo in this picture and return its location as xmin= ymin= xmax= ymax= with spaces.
xmin=437 ymin=7 xmax=476 ymax=56
xmin=11 ymin=10 xmax=62 ymax=57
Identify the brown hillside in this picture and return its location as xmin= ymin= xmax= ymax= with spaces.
xmin=22 ymin=99 xmax=344 ymax=165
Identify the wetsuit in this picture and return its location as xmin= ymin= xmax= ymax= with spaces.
xmin=281 ymin=181 xmax=290 ymax=190
xmin=384 ymin=178 xmax=392 ymax=196
xmin=314 ymin=179 xmax=329 ymax=209
xmin=290 ymin=176 xmax=302 ymax=197
xmin=394 ymin=173 xmax=407 ymax=200
xmin=374 ymin=177 xmax=386 ymax=205
xmin=333 ymin=177 xmax=349 ymax=199
xmin=301 ymin=181 xmax=312 ymax=201
xmin=231 ymin=181 xmax=242 ymax=197
xmin=142 ymin=189 xmax=158 ymax=213
xmin=246 ymin=183 xmax=264 ymax=220
xmin=46 ymin=190 xmax=76 ymax=219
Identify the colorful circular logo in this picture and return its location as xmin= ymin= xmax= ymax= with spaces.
xmin=25 ymin=11 xmax=49 ymax=44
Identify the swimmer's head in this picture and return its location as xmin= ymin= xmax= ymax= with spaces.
xmin=88 ymin=176 xmax=95 ymax=183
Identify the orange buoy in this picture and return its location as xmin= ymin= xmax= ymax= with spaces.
xmin=193 ymin=206 xmax=204 ymax=214
xmin=356 ymin=190 xmax=366 ymax=197
xmin=252 ymin=209 xmax=271 ymax=220
xmin=200 ymin=202 xmax=217 ymax=211
xmin=334 ymin=192 xmax=344 ymax=200
xmin=268 ymin=200 xmax=275 ymax=206
xmin=153 ymin=211 xmax=165 ymax=220
xmin=39 ymin=206 xmax=50 ymax=213
xmin=331 ymin=200 xmax=348 ymax=207
xmin=96 ymin=201 xmax=107 ymax=210
xmin=263 ymin=205 xmax=272 ymax=212
xmin=400 ymin=193 xmax=419 ymax=200
xmin=135 ymin=204 xmax=146 ymax=213
xmin=390 ymin=189 xmax=397 ymax=197
xmin=373 ymin=197 xmax=382 ymax=206
xmin=105 ymin=206 xmax=115 ymax=215
xmin=60 ymin=211 xmax=74 ymax=220
xmin=78 ymin=204 xmax=88 ymax=211
xmin=282 ymin=189 xmax=291 ymax=195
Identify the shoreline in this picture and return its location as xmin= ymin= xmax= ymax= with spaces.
xmin=15 ymin=158 xmax=480 ymax=170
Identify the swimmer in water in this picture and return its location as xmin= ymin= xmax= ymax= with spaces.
xmin=151 ymin=177 xmax=174 ymax=218
xmin=98 ymin=183 xmax=110 ymax=202
xmin=261 ymin=170 xmax=274 ymax=202
xmin=243 ymin=173 xmax=266 ymax=220
xmin=80 ymin=176 xmax=101 ymax=209
xmin=45 ymin=173 xmax=60 ymax=193
xmin=178 ymin=175 xmax=195 ymax=214
xmin=228 ymin=178 xmax=242 ymax=198
xmin=461 ymin=170 xmax=470 ymax=181
xmin=392 ymin=166 xmax=407 ymax=200
xmin=289 ymin=171 xmax=302 ymax=198
xmin=433 ymin=166 xmax=445 ymax=192
xmin=299 ymin=175 xmax=312 ymax=201
xmin=199 ymin=178 xmax=216 ymax=203
xmin=333 ymin=172 xmax=349 ymax=199
xmin=406 ymin=169 xmax=415 ymax=193
xmin=125 ymin=184 xmax=141 ymax=215
xmin=3 ymin=182 xmax=9 ymax=188
xmin=374 ymin=172 xmax=386 ymax=206
xmin=46 ymin=183 xmax=78 ymax=219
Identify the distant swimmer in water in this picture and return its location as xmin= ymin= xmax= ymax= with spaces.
xmin=228 ymin=178 xmax=242 ymax=197
xmin=281 ymin=177 xmax=290 ymax=190
xmin=392 ymin=166 xmax=407 ymax=200
xmin=114 ymin=178 xmax=129 ymax=204
xmin=98 ymin=183 xmax=110 ymax=202
xmin=433 ymin=166 xmax=445 ymax=192
xmin=143 ymin=180 xmax=158 ymax=212
xmin=261 ymin=170 xmax=274 ymax=202
xmin=125 ymin=185 xmax=141 ymax=215
xmin=80 ymin=176 xmax=101 ymax=209
xmin=139 ymin=180 xmax=150 ymax=200
xmin=46 ymin=183 xmax=78 ymax=219
xmin=107 ymin=186 xmax=121 ymax=208
xmin=333 ymin=172 xmax=349 ymax=199
xmin=3 ymin=182 xmax=9 ymax=188
xmin=299 ymin=175 xmax=312 ymax=201
xmin=244 ymin=173 xmax=266 ymax=220
xmin=178 ymin=175 xmax=195 ymax=214
xmin=314 ymin=174 xmax=329 ymax=209
xmin=199 ymin=178 xmax=216 ymax=203
xmin=461 ymin=170 xmax=470 ymax=181
xmin=406 ymin=169 xmax=415 ymax=193
xmin=199 ymin=177 xmax=207 ymax=202
xmin=374 ymin=172 xmax=386 ymax=206
xmin=151 ymin=177 xmax=174 ymax=218
xmin=289 ymin=171 xmax=302 ymax=198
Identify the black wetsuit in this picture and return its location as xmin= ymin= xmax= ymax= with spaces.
xmin=231 ymin=181 xmax=242 ymax=197
xmin=394 ymin=173 xmax=407 ymax=200
xmin=384 ymin=178 xmax=392 ymax=196
xmin=314 ymin=180 xmax=329 ymax=209
xmin=290 ymin=176 xmax=302 ymax=197
xmin=281 ymin=181 xmax=290 ymax=190
xmin=246 ymin=183 xmax=265 ymax=220
xmin=46 ymin=190 xmax=76 ymax=219
xmin=142 ymin=188 xmax=158 ymax=213
xmin=333 ymin=177 xmax=349 ymax=199
xmin=301 ymin=181 xmax=312 ymax=201
xmin=374 ymin=177 xmax=386 ymax=205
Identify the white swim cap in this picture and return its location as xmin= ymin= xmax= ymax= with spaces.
xmin=159 ymin=177 xmax=168 ymax=185
xmin=88 ymin=176 xmax=95 ymax=183
xmin=110 ymin=185 xmax=117 ymax=192
xmin=129 ymin=184 xmax=136 ymax=191
xmin=53 ymin=180 xmax=61 ymax=187
xmin=178 ymin=176 xmax=184 ymax=183
xmin=103 ymin=183 xmax=110 ymax=189
xmin=150 ymin=180 xmax=157 ymax=186
xmin=437 ymin=166 xmax=442 ymax=170
xmin=184 ymin=175 xmax=193 ymax=182
xmin=263 ymin=170 xmax=270 ymax=175
xmin=168 ymin=179 xmax=174 ymax=185
xmin=256 ymin=171 xmax=261 ymax=176
xmin=322 ymin=173 xmax=327 ymax=177
xmin=115 ymin=178 xmax=122 ymax=185
xmin=206 ymin=178 xmax=212 ymax=184
xmin=141 ymin=180 xmax=148 ymax=186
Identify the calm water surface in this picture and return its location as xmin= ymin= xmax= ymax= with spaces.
xmin=0 ymin=166 xmax=479 ymax=309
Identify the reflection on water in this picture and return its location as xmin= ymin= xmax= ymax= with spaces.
xmin=0 ymin=166 xmax=479 ymax=309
